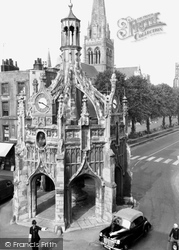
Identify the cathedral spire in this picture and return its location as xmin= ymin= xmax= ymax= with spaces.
xmin=84 ymin=0 xmax=114 ymax=72
xmin=47 ymin=48 xmax=52 ymax=67
xmin=91 ymin=0 xmax=106 ymax=27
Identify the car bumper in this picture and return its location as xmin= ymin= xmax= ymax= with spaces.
xmin=100 ymin=241 xmax=123 ymax=250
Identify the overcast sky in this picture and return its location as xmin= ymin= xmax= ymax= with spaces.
xmin=0 ymin=0 xmax=178 ymax=86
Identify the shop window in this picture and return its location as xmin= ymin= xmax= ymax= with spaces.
xmin=17 ymin=82 xmax=25 ymax=95
xmin=2 ymin=101 xmax=9 ymax=116
xmin=3 ymin=125 xmax=9 ymax=141
xmin=1 ymin=82 xmax=9 ymax=95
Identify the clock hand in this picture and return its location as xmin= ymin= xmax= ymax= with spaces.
xmin=38 ymin=101 xmax=48 ymax=107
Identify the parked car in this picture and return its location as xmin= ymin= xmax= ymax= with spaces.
xmin=0 ymin=179 xmax=14 ymax=201
xmin=99 ymin=207 xmax=151 ymax=250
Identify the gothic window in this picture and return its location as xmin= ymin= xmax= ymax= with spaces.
xmin=89 ymin=144 xmax=103 ymax=176
xmin=87 ymin=48 xmax=92 ymax=64
xmin=65 ymin=147 xmax=81 ymax=177
xmin=2 ymin=101 xmax=9 ymax=116
xmin=1 ymin=82 xmax=9 ymax=95
xmin=76 ymin=26 xmax=79 ymax=45
xmin=106 ymin=48 xmax=109 ymax=65
xmin=69 ymin=25 xmax=74 ymax=45
xmin=91 ymin=50 xmax=93 ymax=64
xmin=109 ymin=50 xmax=112 ymax=66
xmin=94 ymin=47 xmax=100 ymax=64
xmin=98 ymin=50 xmax=101 ymax=64
xmin=64 ymin=26 xmax=68 ymax=45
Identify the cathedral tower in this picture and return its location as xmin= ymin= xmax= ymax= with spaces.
xmin=83 ymin=0 xmax=114 ymax=72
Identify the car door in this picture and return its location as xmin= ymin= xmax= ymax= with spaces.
xmin=131 ymin=216 xmax=144 ymax=239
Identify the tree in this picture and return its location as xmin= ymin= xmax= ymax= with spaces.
xmin=125 ymin=76 xmax=152 ymax=134
xmin=155 ymin=84 xmax=177 ymax=127
xmin=94 ymin=69 xmax=126 ymax=101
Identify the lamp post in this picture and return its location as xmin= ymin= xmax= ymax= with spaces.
xmin=122 ymin=93 xmax=128 ymax=134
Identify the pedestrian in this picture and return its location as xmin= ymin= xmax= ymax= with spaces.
xmin=168 ymin=223 xmax=179 ymax=246
xmin=28 ymin=220 xmax=48 ymax=250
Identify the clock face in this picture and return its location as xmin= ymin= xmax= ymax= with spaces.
xmin=35 ymin=93 xmax=49 ymax=113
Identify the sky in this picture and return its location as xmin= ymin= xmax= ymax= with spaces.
xmin=0 ymin=0 xmax=178 ymax=86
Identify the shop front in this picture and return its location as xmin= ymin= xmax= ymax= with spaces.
xmin=0 ymin=143 xmax=15 ymax=171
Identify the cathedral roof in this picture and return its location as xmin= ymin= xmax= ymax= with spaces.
xmin=116 ymin=67 xmax=141 ymax=78
xmin=81 ymin=63 xmax=98 ymax=78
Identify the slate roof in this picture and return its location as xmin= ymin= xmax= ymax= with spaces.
xmin=116 ymin=67 xmax=140 ymax=78
xmin=81 ymin=63 xmax=99 ymax=78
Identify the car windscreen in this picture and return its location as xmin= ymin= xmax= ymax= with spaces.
xmin=113 ymin=216 xmax=131 ymax=230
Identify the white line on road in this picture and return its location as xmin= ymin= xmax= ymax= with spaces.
xmin=130 ymin=156 xmax=140 ymax=160
xmin=163 ymin=159 xmax=172 ymax=164
xmin=135 ymin=137 xmax=179 ymax=166
xmin=146 ymin=157 xmax=156 ymax=161
xmin=154 ymin=157 xmax=164 ymax=162
xmin=138 ymin=156 xmax=148 ymax=160
xmin=173 ymin=160 xmax=179 ymax=165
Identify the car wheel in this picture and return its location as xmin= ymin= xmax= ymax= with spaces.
xmin=123 ymin=244 xmax=128 ymax=250
xmin=143 ymin=225 xmax=149 ymax=236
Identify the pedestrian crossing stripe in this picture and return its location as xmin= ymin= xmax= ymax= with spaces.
xmin=163 ymin=159 xmax=172 ymax=164
xmin=154 ymin=157 xmax=164 ymax=162
xmin=173 ymin=160 xmax=179 ymax=165
xmin=130 ymin=156 xmax=179 ymax=165
xmin=130 ymin=156 xmax=140 ymax=160
xmin=138 ymin=156 xmax=148 ymax=160
xmin=146 ymin=157 xmax=156 ymax=161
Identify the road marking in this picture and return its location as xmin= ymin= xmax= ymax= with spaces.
xmin=163 ymin=159 xmax=172 ymax=164
xmin=154 ymin=157 xmax=164 ymax=162
xmin=146 ymin=139 xmax=179 ymax=157
xmin=130 ymin=156 xmax=140 ymax=160
xmin=173 ymin=160 xmax=179 ymax=165
xmin=138 ymin=156 xmax=148 ymax=160
xmin=146 ymin=157 xmax=156 ymax=161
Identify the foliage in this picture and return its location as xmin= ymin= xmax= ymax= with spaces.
xmin=94 ymin=69 xmax=179 ymax=131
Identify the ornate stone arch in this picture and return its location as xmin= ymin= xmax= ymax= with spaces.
xmin=27 ymin=160 xmax=55 ymax=185
xmin=68 ymin=151 xmax=104 ymax=187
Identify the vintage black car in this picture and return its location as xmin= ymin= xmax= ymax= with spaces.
xmin=0 ymin=179 xmax=14 ymax=201
xmin=99 ymin=208 xmax=151 ymax=250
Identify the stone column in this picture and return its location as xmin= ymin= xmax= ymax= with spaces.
xmin=95 ymin=183 xmax=104 ymax=218
xmin=102 ymin=147 xmax=116 ymax=221
xmin=55 ymin=150 xmax=65 ymax=229
xmin=31 ymin=177 xmax=37 ymax=218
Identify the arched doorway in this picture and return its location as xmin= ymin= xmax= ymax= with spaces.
xmin=31 ymin=173 xmax=55 ymax=220
xmin=71 ymin=174 xmax=95 ymax=221
xmin=115 ymin=166 xmax=123 ymax=205
xmin=65 ymin=173 xmax=103 ymax=227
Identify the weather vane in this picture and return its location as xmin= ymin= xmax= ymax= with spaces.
xmin=69 ymin=0 xmax=73 ymax=7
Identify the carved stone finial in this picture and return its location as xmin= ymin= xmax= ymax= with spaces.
xmin=80 ymin=95 xmax=89 ymax=125
xmin=69 ymin=0 xmax=73 ymax=8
